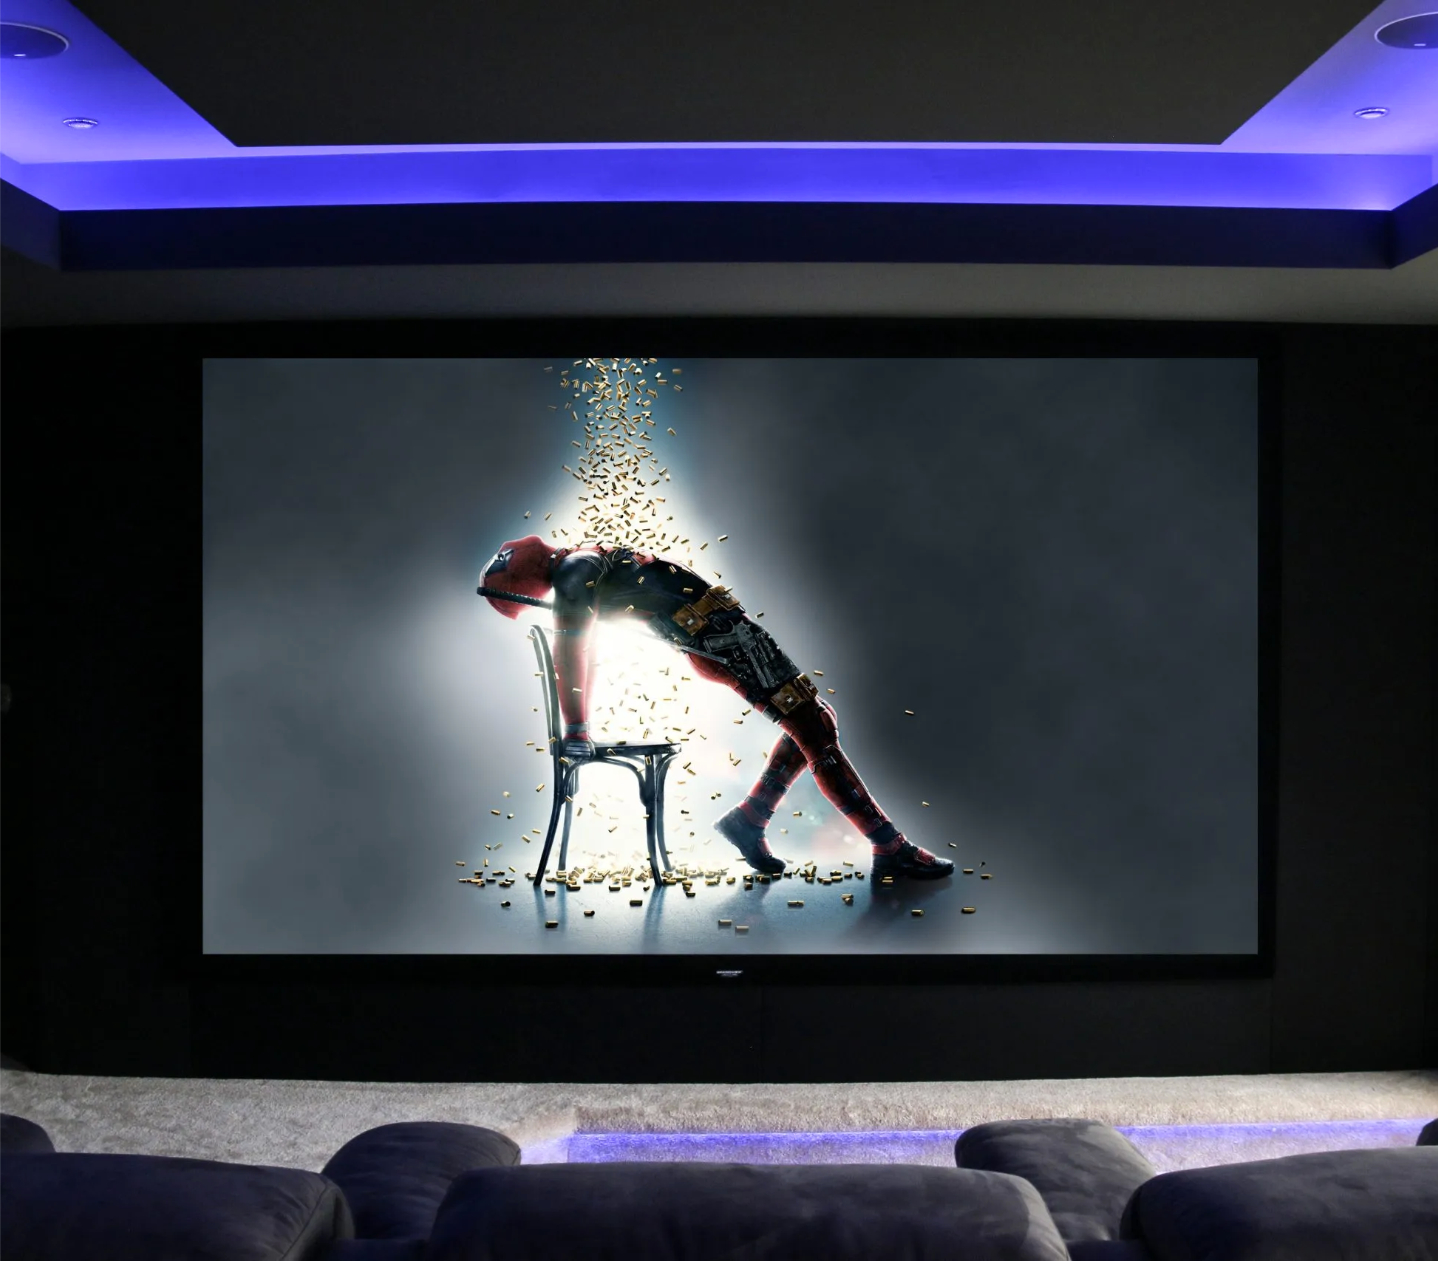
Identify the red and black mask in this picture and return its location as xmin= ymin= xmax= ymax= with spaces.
xmin=480 ymin=534 xmax=556 ymax=619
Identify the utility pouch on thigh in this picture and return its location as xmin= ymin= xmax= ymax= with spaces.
xmin=767 ymin=673 xmax=819 ymax=715
xmin=671 ymin=585 xmax=741 ymax=635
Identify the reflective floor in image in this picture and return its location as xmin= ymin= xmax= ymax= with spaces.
xmin=454 ymin=855 xmax=988 ymax=956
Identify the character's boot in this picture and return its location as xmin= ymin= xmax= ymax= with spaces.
xmin=714 ymin=806 xmax=786 ymax=874
xmin=870 ymin=825 xmax=954 ymax=881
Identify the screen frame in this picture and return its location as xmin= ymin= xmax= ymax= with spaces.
xmin=189 ymin=315 xmax=1280 ymax=988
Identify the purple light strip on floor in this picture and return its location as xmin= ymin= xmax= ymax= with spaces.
xmin=564 ymin=1118 xmax=1433 ymax=1170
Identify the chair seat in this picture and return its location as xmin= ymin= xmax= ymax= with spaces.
xmin=593 ymin=742 xmax=681 ymax=755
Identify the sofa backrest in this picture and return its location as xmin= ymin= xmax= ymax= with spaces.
xmin=0 ymin=1151 xmax=354 ymax=1261
xmin=1121 ymin=1146 xmax=1438 ymax=1261
xmin=0 ymin=1114 xmax=55 ymax=1155
xmin=425 ymin=1161 xmax=1070 ymax=1261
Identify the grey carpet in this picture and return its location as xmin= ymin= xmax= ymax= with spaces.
xmin=3 ymin=1069 xmax=1434 ymax=1173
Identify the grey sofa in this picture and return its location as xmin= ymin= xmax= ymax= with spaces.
xmin=0 ymin=1117 xmax=517 ymax=1261
xmin=4 ymin=1111 xmax=1436 ymax=1260
xmin=956 ymin=1116 xmax=1438 ymax=1261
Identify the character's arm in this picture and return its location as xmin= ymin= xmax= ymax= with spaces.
xmin=550 ymin=553 xmax=603 ymax=757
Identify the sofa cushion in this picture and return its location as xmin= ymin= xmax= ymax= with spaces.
xmin=1418 ymin=1118 xmax=1438 ymax=1146
xmin=1121 ymin=1147 xmax=1438 ymax=1261
xmin=0 ymin=1114 xmax=55 ymax=1154
xmin=0 ymin=1151 xmax=354 ymax=1261
xmin=324 ymin=1243 xmax=429 ymax=1261
xmin=957 ymin=1118 xmax=1156 ymax=1243
xmin=427 ymin=1162 xmax=1070 ymax=1261
xmin=1068 ymin=1244 xmax=1156 ymax=1261
xmin=322 ymin=1121 xmax=520 ymax=1240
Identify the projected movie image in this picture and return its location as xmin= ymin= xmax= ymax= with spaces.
xmin=203 ymin=357 xmax=1258 ymax=957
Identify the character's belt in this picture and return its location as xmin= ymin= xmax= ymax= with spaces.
xmin=670 ymin=585 xmax=742 ymax=635
xmin=766 ymin=673 xmax=819 ymax=715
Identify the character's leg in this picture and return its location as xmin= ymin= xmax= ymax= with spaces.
xmin=769 ymin=698 xmax=888 ymax=835
xmin=738 ymin=734 xmax=808 ymax=830
xmin=686 ymin=652 xmax=788 ymax=873
xmin=710 ymin=734 xmax=807 ymax=874
xmin=772 ymin=697 xmax=953 ymax=880
xmin=552 ymin=615 xmax=593 ymax=753
xmin=688 ymin=651 xmax=950 ymax=877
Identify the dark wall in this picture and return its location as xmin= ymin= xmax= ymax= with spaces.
xmin=2 ymin=319 xmax=1433 ymax=1081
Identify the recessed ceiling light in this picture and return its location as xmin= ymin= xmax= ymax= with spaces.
xmin=63 ymin=117 xmax=100 ymax=130
xmin=1353 ymin=106 xmax=1390 ymax=120
xmin=1375 ymin=12 xmax=1438 ymax=48
xmin=0 ymin=21 xmax=70 ymax=58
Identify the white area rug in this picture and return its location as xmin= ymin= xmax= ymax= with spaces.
xmin=3 ymin=1069 xmax=1434 ymax=1173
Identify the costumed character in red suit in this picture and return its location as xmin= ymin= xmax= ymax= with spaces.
xmin=480 ymin=535 xmax=952 ymax=880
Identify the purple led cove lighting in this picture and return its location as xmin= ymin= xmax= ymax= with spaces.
xmin=4 ymin=0 xmax=1435 ymax=166
xmin=1 ymin=0 xmax=1434 ymax=212
xmin=4 ymin=149 xmax=1433 ymax=213
xmin=567 ymin=1119 xmax=1435 ymax=1170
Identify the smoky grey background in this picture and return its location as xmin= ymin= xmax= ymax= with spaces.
xmin=203 ymin=357 xmax=1257 ymax=955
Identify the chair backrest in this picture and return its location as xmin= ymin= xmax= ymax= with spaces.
xmin=528 ymin=625 xmax=562 ymax=745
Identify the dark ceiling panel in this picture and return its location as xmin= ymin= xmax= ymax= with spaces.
xmin=73 ymin=0 xmax=1378 ymax=147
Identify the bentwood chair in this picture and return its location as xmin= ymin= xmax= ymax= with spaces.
xmin=528 ymin=625 xmax=682 ymax=887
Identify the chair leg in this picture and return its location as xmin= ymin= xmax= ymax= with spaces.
xmin=644 ymin=764 xmax=658 ymax=874
xmin=640 ymin=757 xmax=660 ymax=882
xmin=604 ymin=760 xmax=644 ymax=878
xmin=653 ymin=753 xmax=675 ymax=875
xmin=558 ymin=765 xmax=578 ymax=871
xmin=533 ymin=777 xmax=566 ymax=888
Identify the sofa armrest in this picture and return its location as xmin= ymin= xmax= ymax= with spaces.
xmin=956 ymin=1118 xmax=1156 ymax=1244
xmin=322 ymin=1122 xmax=519 ymax=1241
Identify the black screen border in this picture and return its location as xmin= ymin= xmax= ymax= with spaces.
xmin=189 ymin=316 xmax=1280 ymax=988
